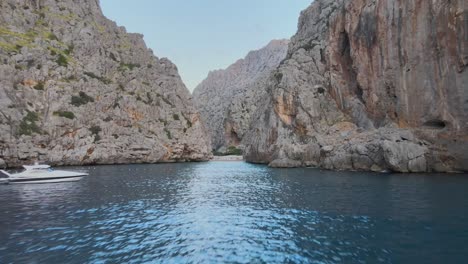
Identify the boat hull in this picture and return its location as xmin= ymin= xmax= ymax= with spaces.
xmin=9 ymin=176 xmax=84 ymax=184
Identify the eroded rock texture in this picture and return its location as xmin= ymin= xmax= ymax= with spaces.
xmin=0 ymin=0 xmax=211 ymax=168
xmin=193 ymin=40 xmax=289 ymax=152
xmin=244 ymin=0 xmax=467 ymax=172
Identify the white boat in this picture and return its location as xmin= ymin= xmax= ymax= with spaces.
xmin=0 ymin=164 xmax=88 ymax=184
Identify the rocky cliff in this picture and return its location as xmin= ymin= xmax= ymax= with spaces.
xmin=244 ymin=0 xmax=467 ymax=172
xmin=193 ymin=40 xmax=289 ymax=152
xmin=0 ymin=0 xmax=211 ymax=168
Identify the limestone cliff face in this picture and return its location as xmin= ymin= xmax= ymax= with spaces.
xmin=0 ymin=0 xmax=211 ymax=168
xmin=244 ymin=0 xmax=467 ymax=172
xmin=193 ymin=40 xmax=289 ymax=152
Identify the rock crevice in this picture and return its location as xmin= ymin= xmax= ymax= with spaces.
xmin=193 ymin=39 xmax=289 ymax=153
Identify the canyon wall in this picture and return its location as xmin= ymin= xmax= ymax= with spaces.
xmin=244 ymin=0 xmax=468 ymax=172
xmin=193 ymin=40 xmax=289 ymax=153
xmin=0 ymin=0 xmax=211 ymax=168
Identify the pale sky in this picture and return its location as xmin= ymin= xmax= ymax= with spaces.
xmin=100 ymin=0 xmax=313 ymax=92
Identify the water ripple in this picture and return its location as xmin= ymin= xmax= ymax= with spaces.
xmin=0 ymin=162 xmax=467 ymax=263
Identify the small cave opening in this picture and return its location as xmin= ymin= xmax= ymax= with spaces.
xmin=274 ymin=72 xmax=283 ymax=83
xmin=319 ymin=48 xmax=326 ymax=63
xmin=356 ymin=84 xmax=364 ymax=103
xmin=339 ymin=31 xmax=351 ymax=57
xmin=423 ymin=119 xmax=447 ymax=129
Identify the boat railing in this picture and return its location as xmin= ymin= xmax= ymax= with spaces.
xmin=0 ymin=170 xmax=11 ymax=177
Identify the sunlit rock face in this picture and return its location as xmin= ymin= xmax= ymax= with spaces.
xmin=243 ymin=0 xmax=468 ymax=172
xmin=0 ymin=0 xmax=212 ymax=168
xmin=193 ymin=39 xmax=289 ymax=153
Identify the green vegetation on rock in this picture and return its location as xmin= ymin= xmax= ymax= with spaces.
xmin=71 ymin=91 xmax=94 ymax=107
xmin=56 ymin=53 xmax=68 ymax=67
xmin=0 ymin=27 xmax=37 ymax=53
xmin=119 ymin=62 xmax=141 ymax=71
xmin=226 ymin=146 xmax=243 ymax=155
xmin=47 ymin=32 xmax=58 ymax=41
xmin=18 ymin=111 xmax=42 ymax=136
xmin=64 ymin=44 xmax=74 ymax=55
xmin=89 ymin=125 xmax=102 ymax=143
xmin=214 ymin=146 xmax=243 ymax=156
xmin=164 ymin=128 xmax=172 ymax=139
xmin=0 ymin=25 xmax=73 ymax=60
xmin=33 ymin=81 xmax=45 ymax=90
xmin=53 ymin=111 xmax=75 ymax=119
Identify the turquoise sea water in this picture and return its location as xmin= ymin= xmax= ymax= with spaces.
xmin=0 ymin=162 xmax=467 ymax=263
